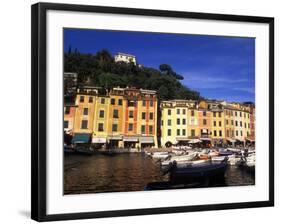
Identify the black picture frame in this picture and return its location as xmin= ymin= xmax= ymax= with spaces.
xmin=31 ymin=2 xmax=274 ymax=222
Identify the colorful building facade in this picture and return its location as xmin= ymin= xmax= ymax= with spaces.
xmin=65 ymin=86 xmax=158 ymax=149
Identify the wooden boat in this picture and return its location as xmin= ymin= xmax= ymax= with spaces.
xmin=167 ymin=160 xmax=228 ymax=183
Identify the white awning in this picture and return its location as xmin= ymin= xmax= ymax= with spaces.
xmin=188 ymin=139 xmax=201 ymax=144
xmin=123 ymin=137 xmax=138 ymax=142
xmin=139 ymin=136 xmax=154 ymax=144
xmin=92 ymin=137 xmax=107 ymax=143
xmin=108 ymin=135 xmax=123 ymax=140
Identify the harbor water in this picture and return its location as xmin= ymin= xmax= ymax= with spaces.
xmin=64 ymin=153 xmax=254 ymax=195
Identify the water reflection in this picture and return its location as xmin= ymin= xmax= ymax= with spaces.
xmin=64 ymin=154 xmax=254 ymax=194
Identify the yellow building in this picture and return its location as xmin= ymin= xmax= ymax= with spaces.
xmin=72 ymin=87 xmax=99 ymax=143
xmin=160 ymin=100 xmax=198 ymax=147
xmin=107 ymin=88 xmax=126 ymax=148
xmin=207 ymin=101 xmax=226 ymax=144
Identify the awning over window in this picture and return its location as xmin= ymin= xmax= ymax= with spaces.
xmin=139 ymin=136 xmax=154 ymax=144
xmin=72 ymin=133 xmax=91 ymax=143
xmin=107 ymin=135 xmax=123 ymax=140
xmin=188 ymin=139 xmax=201 ymax=144
xmin=123 ymin=137 xmax=138 ymax=142
xmin=92 ymin=137 xmax=107 ymax=143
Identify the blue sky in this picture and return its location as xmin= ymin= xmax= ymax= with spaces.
xmin=64 ymin=28 xmax=255 ymax=103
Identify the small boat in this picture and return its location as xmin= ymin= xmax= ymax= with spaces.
xmin=161 ymin=152 xmax=197 ymax=166
xmin=211 ymin=156 xmax=228 ymax=162
xmin=166 ymin=160 xmax=228 ymax=183
xmin=151 ymin=152 xmax=170 ymax=160
xmin=198 ymin=154 xmax=209 ymax=160
xmin=227 ymin=154 xmax=241 ymax=165
xmin=218 ymin=148 xmax=233 ymax=156
xmin=227 ymin=148 xmax=242 ymax=153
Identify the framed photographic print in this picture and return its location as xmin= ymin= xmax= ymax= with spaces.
xmin=31 ymin=2 xmax=274 ymax=222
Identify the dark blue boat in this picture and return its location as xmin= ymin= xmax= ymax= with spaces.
xmin=168 ymin=160 xmax=228 ymax=183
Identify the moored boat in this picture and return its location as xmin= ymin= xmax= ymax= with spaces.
xmin=166 ymin=160 xmax=228 ymax=183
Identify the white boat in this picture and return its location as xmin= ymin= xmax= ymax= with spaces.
xmin=211 ymin=156 xmax=227 ymax=162
xmin=152 ymin=152 xmax=170 ymax=160
xmin=161 ymin=152 xmax=198 ymax=166
xmin=227 ymin=147 xmax=242 ymax=153
xmin=227 ymin=154 xmax=241 ymax=165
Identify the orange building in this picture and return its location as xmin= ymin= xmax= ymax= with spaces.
xmin=64 ymin=103 xmax=77 ymax=135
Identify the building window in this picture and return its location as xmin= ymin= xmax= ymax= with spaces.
xmin=128 ymin=123 xmax=133 ymax=131
xmin=235 ymin=121 xmax=238 ymax=126
xmin=219 ymin=121 xmax=222 ymax=127
xmin=65 ymin=107 xmax=70 ymax=114
xmin=129 ymin=111 xmax=134 ymax=118
xmin=142 ymin=112 xmax=146 ymax=119
xmin=99 ymin=110 xmax=104 ymax=118
xmin=191 ymin=129 xmax=195 ymax=137
xmin=64 ymin=120 xmax=69 ymax=128
xmin=183 ymin=109 xmax=186 ymax=114
xmin=244 ymin=123 xmax=247 ymax=128
xmin=182 ymin=129 xmax=186 ymax=136
xmin=168 ymin=119 xmax=172 ymax=126
xmin=113 ymin=109 xmax=118 ymax=118
xmin=168 ymin=129 xmax=171 ymax=136
xmin=231 ymin=120 xmax=234 ymax=125
xmin=118 ymin=99 xmax=122 ymax=106
xmin=244 ymin=113 xmax=246 ymax=118
xmin=219 ymin=130 xmax=222 ymax=137
xmin=177 ymin=129 xmax=180 ymax=136
xmin=112 ymin=124 xmax=118 ymax=132
xmin=226 ymin=120 xmax=229 ymax=125
xmin=81 ymin=120 xmax=88 ymax=129
xmin=213 ymin=112 xmax=216 ymax=117
xmin=128 ymin=100 xmax=135 ymax=107
xmin=235 ymin=111 xmax=237 ymax=116
xmin=248 ymin=114 xmax=250 ymax=119
xmin=191 ymin=110 xmax=195 ymax=116
xmin=80 ymin=96 xmax=84 ymax=103
xmin=232 ymin=130 xmax=234 ymax=137
xmin=214 ymin=130 xmax=217 ymax=137
xmin=236 ymin=130 xmax=238 ymax=136
xmin=142 ymin=100 xmax=146 ymax=106
xmin=214 ymin=121 xmax=216 ymax=126
xmin=168 ymin=109 xmax=171 ymax=115
xmin=141 ymin=125 xmax=145 ymax=134
xmin=240 ymin=112 xmax=242 ymax=117
xmin=149 ymin=112 xmax=153 ymax=120
xmin=203 ymin=111 xmax=206 ymax=116
xmin=240 ymin=121 xmax=242 ymax=127
xmin=203 ymin=119 xmax=207 ymax=125
xmin=83 ymin=108 xmax=88 ymax=115
xmin=248 ymin=123 xmax=250 ymax=128
xmin=89 ymin=96 xmax=93 ymax=103
xmin=177 ymin=118 xmax=180 ymax=125
xmin=100 ymin=98 xmax=105 ymax=104
xmin=98 ymin=123 xmax=104 ymax=132
xmin=111 ymin=98 xmax=115 ymax=105
xmin=226 ymin=130 xmax=229 ymax=137
xmin=149 ymin=126 xmax=153 ymax=134
xmin=150 ymin=100 xmax=153 ymax=107
xmin=177 ymin=109 xmax=180 ymax=114
xmin=182 ymin=119 xmax=186 ymax=125
xmin=218 ymin=112 xmax=221 ymax=117
xmin=241 ymin=131 xmax=243 ymax=136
